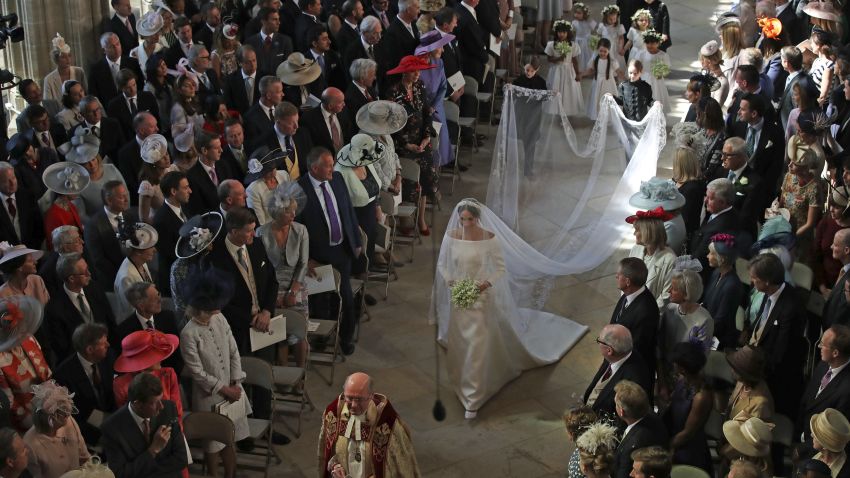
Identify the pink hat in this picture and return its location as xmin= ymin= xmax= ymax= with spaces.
xmin=114 ymin=329 xmax=179 ymax=373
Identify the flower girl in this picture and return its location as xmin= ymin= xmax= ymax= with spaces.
xmin=596 ymin=5 xmax=626 ymax=80
xmin=545 ymin=20 xmax=584 ymax=115
xmin=584 ymin=38 xmax=620 ymax=120
xmin=571 ymin=3 xmax=598 ymax=74
xmin=624 ymin=8 xmax=652 ymax=63
xmin=635 ymin=29 xmax=671 ymax=112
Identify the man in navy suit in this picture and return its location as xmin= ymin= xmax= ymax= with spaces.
xmin=690 ymin=178 xmax=744 ymax=277
xmin=297 ymin=147 xmax=362 ymax=355
xmin=380 ymin=0 xmax=421 ymax=89
xmin=342 ymin=16 xmax=383 ymax=80
xmin=223 ymin=45 xmax=260 ymax=114
xmin=435 ymin=8 xmax=464 ymax=100
xmin=294 ymin=0 xmax=323 ymax=52
xmin=193 ymin=3 xmax=221 ymax=49
xmin=823 ymin=229 xmax=850 ymax=328
xmin=73 ymin=95 xmax=126 ymax=163
xmin=164 ymin=17 xmax=197 ymax=68
xmin=83 ymin=181 xmax=137 ymax=291
xmin=609 ymin=257 xmax=659 ymax=379
xmin=307 ymin=25 xmax=347 ymax=90
xmin=299 ymin=87 xmax=353 ymax=155
xmin=187 ymin=45 xmax=221 ymax=107
xmin=243 ymin=75 xmax=284 ymax=152
xmin=53 ymin=323 xmax=117 ymax=446
xmin=101 ymin=373 xmax=187 ymax=478
xmin=0 ymin=163 xmax=44 ymax=250
xmin=454 ymin=0 xmax=489 ymax=83
xmin=612 ymin=380 xmax=669 ymax=478
xmin=186 ymin=131 xmax=233 ymax=215
xmin=89 ymin=32 xmax=144 ymax=108
xmin=106 ymin=0 xmax=139 ymax=56
xmin=117 ymin=282 xmax=184 ymax=375
xmin=336 ymin=0 xmax=364 ymax=48
xmin=797 ymin=324 xmax=850 ymax=441
xmin=583 ymin=324 xmax=652 ymax=418
xmin=152 ymin=172 xmax=191 ymax=296
xmin=106 ymin=70 xmax=160 ymax=141
xmin=244 ymin=8 xmax=294 ymax=78
xmin=778 ymin=47 xmax=805 ymax=131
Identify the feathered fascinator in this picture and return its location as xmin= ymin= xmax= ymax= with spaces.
xmin=758 ymin=17 xmax=782 ymax=39
xmin=642 ymin=29 xmax=664 ymax=43
xmin=671 ymin=122 xmax=709 ymax=154
xmin=181 ymin=265 xmax=235 ymax=311
xmin=690 ymin=72 xmax=721 ymax=92
xmin=674 ymin=254 xmax=703 ymax=272
xmin=268 ymin=181 xmax=308 ymax=217
xmin=631 ymin=8 xmax=653 ymax=24
xmin=575 ymin=422 xmax=619 ymax=455
xmin=797 ymin=110 xmax=833 ymax=135
xmin=602 ymin=5 xmax=620 ymax=16
xmin=62 ymin=456 xmax=114 ymax=478
xmin=31 ymin=380 xmax=77 ymax=416
xmin=52 ymin=33 xmax=71 ymax=54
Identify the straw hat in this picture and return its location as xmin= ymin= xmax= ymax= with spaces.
xmin=276 ymin=52 xmax=321 ymax=86
xmin=415 ymin=30 xmax=455 ymax=56
xmin=0 ymin=243 xmax=44 ymax=267
xmin=58 ymin=127 xmax=100 ymax=164
xmin=356 ymin=101 xmax=408 ymax=135
xmin=114 ymin=330 xmax=179 ymax=373
xmin=387 ymin=55 xmax=436 ymax=75
xmin=336 ymin=134 xmax=387 ymax=168
xmin=0 ymin=296 xmax=44 ymax=352
xmin=137 ymin=11 xmax=164 ymax=37
xmin=42 ymin=161 xmax=91 ymax=195
xmin=811 ymin=408 xmax=850 ymax=453
xmin=140 ymin=134 xmax=169 ymax=164
xmin=628 ymin=177 xmax=686 ymax=210
xmin=725 ymin=345 xmax=766 ymax=383
xmin=176 ymin=212 xmax=224 ymax=259
xmin=722 ymin=415 xmax=774 ymax=457
xmin=804 ymin=0 xmax=840 ymax=21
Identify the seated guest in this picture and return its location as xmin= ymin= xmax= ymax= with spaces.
xmin=23 ymin=381 xmax=90 ymax=477
xmin=726 ymin=345 xmax=774 ymax=421
xmin=575 ymin=421 xmax=619 ymax=478
xmin=799 ymin=325 xmax=850 ymax=442
xmin=42 ymin=162 xmax=89 ymax=251
xmin=583 ymin=325 xmax=652 ymax=418
xmin=117 ymin=282 xmax=183 ymax=374
xmin=52 ymin=323 xmax=116 ymax=447
xmin=113 ymin=330 xmax=183 ymax=423
xmin=628 ymin=177 xmax=687 ymax=254
xmin=114 ymin=222 xmax=159 ymax=319
xmin=703 ymin=234 xmax=745 ymax=349
xmin=721 ymin=416 xmax=774 ymax=476
xmin=83 ymin=180 xmax=137 ymax=289
xmin=278 ymin=52 xmax=323 ymax=110
xmin=814 ymin=189 xmax=850 ymax=301
xmin=0 ymin=297 xmax=52 ymax=433
xmin=563 ymin=406 xmax=597 ymax=478
xmin=823 ymin=229 xmax=850 ymax=328
xmin=0 ymin=244 xmax=48 ymax=306
xmin=38 ymin=226 xmax=84 ymax=293
xmin=54 ymin=80 xmax=86 ymax=134
xmin=180 ymin=267 xmax=251 ymax=477
xmin=779 ymin=148 xmax=824 ymax=267
xmin=60 ymin=128 xmax=126 ymax=221
xmin=101 ymin=372 xmax=188 ymax=478
xmin=626 ymin=207 xmax=676 ymax=309
xmin=170 ymin=212 xmax=223 ymax=322
xmin=690 ymin=178 xmax=742 ymax=277
xmin=629 ymin=447 xmax=672 ymax=478
xmin=612 ymin=380 xmax=669 ymax=478
xmin=721 ymin=136 xmax=765 ymax=238
xmin=256 ymin=182 xmax=310 ymax=367
xmin=152 ymin=171 xmax=191 ymax=297
xmin=45 ymin=253 xmax=116 ymax=362
xmin=610 ymin=257 xmax=659 ymax=375
xmin=664 ymin=342 xmax=713 ymax=472
xmin=138 ymin=133 xmax=177 ymax=223
xmin=245 ymin=147 xmax=290 ymax=225
xmin=0 ymin=162 xmax=45 ymax=251
xmin=0 ymin=427 xmax=29 ymax=477
xmin=809 ymin=408 xmax=850 ymax=477
xmin=7 ymin=132 xmax=57 ymax=202
xmin=116 ymin=111 xmax=160 ymax=208
xmin=345 ymin=59 xmax=378 ymax=128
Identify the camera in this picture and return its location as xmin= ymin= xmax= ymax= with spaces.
xmin=0 ymin=13 xmax=23 ymax=50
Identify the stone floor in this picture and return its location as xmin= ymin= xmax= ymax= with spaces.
xmin=235 ymin=0 xmax=725 ymax=474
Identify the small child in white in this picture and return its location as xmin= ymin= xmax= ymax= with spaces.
xmin=635 ymin=29 xmax=670 ymax=113
xmin=625 ymin=8 xmax=652 ymax=63
xmin=545 ymin=20 xmax=584 ymax=115
xmin=571 ymin=3 xmax=598 ymax=74
xmin=583 ymin=38 xmax=620 ymax=120
xmin=596 ymin=4 xmax=626 ymax=81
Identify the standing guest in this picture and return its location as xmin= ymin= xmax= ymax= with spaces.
xmin=296 ymin=147 xmax=361 ymax=355
xmin=130 ymin=11 xmax=165 ymax=81
xmin=52 ymin=323 xmax=116 ymax=447
xmin=720 ymin=416 xmax=774 ymax=476
xmin=83 ymin=181 xmax=136 ymax=289
xmin=138 ymin=133 xmax=176 ymax=223
xmin=583 ymin=325 xmax=652 ymax=417
xmin=24 ymin=381 xmax=90 ymax=477
xmin=308 ymin=25 xmax=346 ymax=91
xmin=809 ymin=408 xmax=850 ymax=477
xmin=261 ymin=101 xmax=313 ymax=179
xmin=822 ymin=229 xmax=850 ymax=328
xmin=689 ymin=178 xmax=741 ymax=276
xmin=42 ymin=162 xmax=89 ymax=252
xmin=170 ymin=212 xmax=223 ymax=322
xmin=16 ymin=80 xmax=62 ymax=135
xmin=342 ymin=16 xmax=383 ymax=80
xmin=6 ymin=134 xmax=56 ymax=204
xmin=659 ymin=261 xmax=712 ymax=364
xmin=798 ymin=325 xmax=850 ymax=441
xmin=117 ymin=283 xmax=183 ymax=373
xmin=629 ymin=447 xmax=672 ymax=478
xmin=699 ymin=41 xmax=729 ymax=108
xmin=245 ymin=147 xmax=291 ymax=225
xmin=380 ymin=0 xmax=421 ymax=84
xmin=37 ymin=226 xmax=83 ymax=294
xmin=107 ymin=70 xmax=160 ymax=142
xmin=88 ymin=33 xmax=144 ymax=108
xmin=185 ymin=46 xmax=220 ymax=108
xmin=609 ymin=257 xmax=659 ymax=375
xmin=671 ymin=142 xmax=707 ymax=241
xmin=0 ymin=428 xmax=28 ymax=478
xmin=220 ymin=120 xmax=249 ymax=183
xmin=144 ymin=54 xmax=175 ymax=132
xmin=703 ymin=234 xmax=745 ymax=349
xmin=243 ymin=76 xmax=283 ymax=152
xmin=618 ymin=60 xmax=653 ymax=121
xmin=114 ymin=222 xmax=159 ymax=319
xmin=211 ymin=22 xmax=241 ymax=80
xmin=107 ymin=0 xmax=139 ymax=55
xmin=612 ymin=380 xmax=668 ymax=478
xmin=454 ymin=0 xmax=488 ymax=84
xmin=186 ymin=131 xmax=232 ymax=214
xmin=55 ymin=80 xmax=86 ymax=134
xmin=335 ymin=0 xmax=364 ymax=47
xmin=117 ymin=112 xmax=163 ymax=208
xmin=416 ymin=30 xmax=453 ymax=168
xmin=663 ymin=342 xmax=712 ymax=472
xmin=0 ymin=297 xmax=52 ymax=433
xmin=318 ymin=372 xmax=420 ymax=478
xmin=26 ymin=105 xmax=67 ymax=160
xmin=626 ymin=207 xmax=675 ymax=308
xmin=785 ymin=77 xmax=820 ymax=141
xmin=300 ymin=87 xmax=354 ymax=155
xmin=0 ymin=245 xmax=48 ymax=306
xmin=64 ymin=131 xmax=127 ymax=221
xmin=545 ymin=21 xmax=583 ymax=116
xmin=101 ymin=372 xmax=188 ymax=478
xmin=293 ymin=0 xmax=322 ymax=53
xmin=564 ymin=406 xmax=598 ymax=478
xmin=164 ymin=16 xmax=196 ymax=69
xmin=778 ymin=45 xmax=805 ymax=130
xmin=244 ymin=8 xmax=294 ymax=78
xmin=725 ymin=345 xmax=774 ymax=421
xmin=0 ymin=163 xmax=44 ymax=251
xmin=345 ymin=59 xmax=378 ymax=128
xmin=72 ymin=96 xmax=126 ymax=165
xmin=43 ymin=34 xmax=87 ymax=103
xmin=193 ymin=3 xmax=221 ymax=51
xmin=779 ymin=148 xmax=824 ymax=266
xmin=152 ymin=171 xmax=191 ymax=296
xmin=814 ymin=189 xmax=850 ymax=300
xmin=180 ymin=268 xmax=252 ymax=476
xmin=721 ymin=137 xmax=764 ymax=238
xmin=222 ymin=45 xmax=259 ymax=114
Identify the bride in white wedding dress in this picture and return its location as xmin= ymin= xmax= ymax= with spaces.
xmin=434 ymin=199 xmax=589 ymax=419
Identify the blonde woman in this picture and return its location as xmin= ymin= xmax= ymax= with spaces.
xmin=699 ymin=41 xmax=729 ymax=107
xmin=576 ymin=421 xmax=618 ymax=478
xmin=23 ymin=381 xmax=90 ymax=477
xmin=43 ymin=34 xmax=87 ymax=103
xmin=672 ymin=140 xmax=707 ymax=241
xmin=626 ymin=208 xmax=676 ymax=308
xmin=716 ymin=13 xmax=743 ymax=86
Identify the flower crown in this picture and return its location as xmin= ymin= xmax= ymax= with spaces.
xmin=602 ymin=5 xmax=620 ymax=16
xmin=673 ymin=254 xmax=703 ymax=272
xmin=710 ymin=233 xmax=736 ymax=247
xmin=573 ymin=2 xmax=589 ymax=14
xmin=631 ymin=8 xmax=652 ymax=23
xmin=575 ymin=421 xmax=619 ymax=455
xmin=248 ymin=148 xmax=285 ymax=175
xmin=553 ymin=19 xmax=571 ymax=31
xmin=52 ymin=33 xmax=71 ymax=54
xmin=642 ymin=29 xmax=664 ymax=43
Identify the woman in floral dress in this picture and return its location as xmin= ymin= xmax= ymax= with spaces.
xmin=779 ymin=148 xmax=824 ymax=266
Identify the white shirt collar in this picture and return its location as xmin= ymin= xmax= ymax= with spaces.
xmin=396 ymin=14 xmax=412 ymax=28
xmin=127 ymin=402 xmax=148 ymax=432
xmin=623 ymin=416 xmax=645 ymax=440
xmin=345 ymin=19 xmax=359 ymax=30
xmin=732 ymin=164 xmax=747 ymax=179
xmin=308 ymin=172 xmax=326 ymax=189
xmin=622 ymin=286 xmax=646 ymax=308
xmin=0 ymin=191 xmax=14 ymax=203
xmin=830 ymin=358 xmax=850 ymax=377
xmin=711 ymin=206 xmax=734 ymax=220
xmin=63 ymin=283 xmax=84 ymax=301
xmin=77 ymin=353 xmax=95 ymax=377
xmin=609 ymin=351 xmax=632 ymax=376
xmin=115 ymin=13 xmax=130 ymax=23
xmin=241 ymin=69 xmax=255 ymax=80
xmin=165 ymin=199 xmax=184 ymax=220
xmin=200 ymin=159 xmax=216 ymax=175
xmin=353 ymin=81 xmax=368 ymax=95
xmin=135 ymin=310 xmax=154 ymax=328
xmin=225 ymin=235 xmax=246 ymax=258
xmin=260 ymin=31 xmax=274 ymax=42
xmin=461 ymin=1 xmax=477 ymax=18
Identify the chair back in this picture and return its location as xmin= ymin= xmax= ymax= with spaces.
xmin=736 ymin=258 xmax=751 ymax=285
xmin=704 ymin=350 xmax=734 ymax=384
xmin=183 ymin=411 xmax=235 ymax=446
xmin=463 ymin=75 xmax=479 ymax=97
xmin=399 ymin=158 xmax=420 ymax=182
xmin=772 ymin=413 xmax=794 ymax=447
xmin=671 ymin=465 xmax=711 ymax=478
xmin=791 ymin=262 xmax=813 ymax=290
xmin=241 ymin=356 xmax=275 ymax=392
xmin=443 ymin=100 xmax=460 ymax=123
xmin=735 ymin=306 xmax=745 ymax=331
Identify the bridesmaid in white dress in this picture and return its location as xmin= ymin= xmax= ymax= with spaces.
xmin=624 ymin=9 xmax=652 ymax=63
xmin=435 ymin=200 xmax=588 ymax=419
xmin=584 ymin=38 xmax=620 ymax=120
xmin=571 ymin=3 xmax=598 ymax=74
xmin=635 ymin=30 xmax=671 ymax=113
xmin=545 ymin=21 xmax=585 ymax=115
xmin=596 ymin=5 xmax=626 ymax=80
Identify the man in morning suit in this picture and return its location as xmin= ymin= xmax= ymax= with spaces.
xmin=261 ymin=101 xmax=313 ymax=178
xmin=297 ymin=147 xmax=362 ymax=355
xmin=106 ymin=70 xmax=160 ymax=142
xmin=609 ymin=257 xmax=659 ymax=379
xmin=223 ymin=45 xmax=261 ymax=114
xmin=583 ymin=325 xmax=652 ymax=418
xmin=725 ymin=65 xmax=776 ymax=137
xmin=294 ymin=0 xmax=322 ymax=52
xmin=186 ymin=131 xmax=233 ymax=215
xmin=45 ymin=254 xmax=116 ymax=364
xmin=797 ymin=324 xmax=850 ymax=441
xmin=152 ymin=171 xmax=192 ymax=297
xmin=345 ymin=59 xmax=378 ymax=128
xmin=89 ymin=32 xmax=144 ymax=108
xmin=435 ymin=8 xmax=464 ymax=100
xmin=102 ymin=373 xmax=188 ymax=478
xmin=15 ymin=79 xmax=62 ymax=134
xmin=454 ymin=0 xmax=489 ymax=83
xmin=187 ymin=45 xmax=221 ymax=107
xmin=0 ymin=163 xmax=44 ymax=250
xmin=380 ymin=0 xmax=421 ymax=87
xmin=307 ymin=25 xmax=347 ymax=91
xmin=221 ymin=120 xmax=250 ymax=183
xmin=721 ymin=137 xmax=765 ymax=239
xmin=73 ymin=95 xmax=126 ymax=164
xmin=336 ymin=0 xmax=364 ymax=49
xmin=777 ymin=46 xmax=805 ymax=131
xmin=612 ymin=380 xmax=669 ymax=478
xmin=300 ymin=87 xmax=353 ymax=156
xmin=244 ymin=8 xmax=294 ymax=78
xmin=52 ymin=323 xmax=117 ymax=446
xmin=690 ymin=178 xmax=743 ymax=278
xmin=823 ymin=229 xmax=850 ymax=328
xmin=731 ymin=92 xmax=784 ymax=195
xmin=243 ymin=76 xmax=284 ymax=153
xmin=744 ymin=253 xmax=806 ymax=416
xmin=193 ymin=3 xmax=221 ymax=49
xmin=164 ymin=17 xmax=198 ymax=69
xmin=117 ymin=282 xmax=184 ymax=375
xmin=116 ymin=112 xmax=159 ymax=207
xmin=84 ymin=181 xmax=137 ymax=291
xmin=342 ymin=16 xmax=383 ymax=82
xmin=106 ymin=0 xmax=139 ymax=57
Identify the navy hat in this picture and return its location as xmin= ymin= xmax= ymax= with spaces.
xmin=5 ymin=131 xmax=33 ymax=159
xmin=801 ymin=459 xmax=832 ymax=477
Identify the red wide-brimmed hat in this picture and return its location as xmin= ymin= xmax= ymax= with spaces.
xmin=387 ymin=55 xmax=436 ymax=75
xmin=114 ymin=329 xmax=179 ymax=373
xmin=625 ymin=206 xmax=674 ymax=224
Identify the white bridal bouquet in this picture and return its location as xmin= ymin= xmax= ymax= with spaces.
xmin=450 ymin=279 xmax=481 ymax=309
xmin=554 ymin=41 xmax=572 ymax=57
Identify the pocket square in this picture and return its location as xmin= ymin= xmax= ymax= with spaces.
xmin=773 ymin=320 xmax=778 ymax=326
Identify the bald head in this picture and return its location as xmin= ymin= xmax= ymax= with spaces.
xmin=598 ymin=324 xmax=633 ymax=359
xmin=833 ymin=228 xmax=850 ymax=264
xmin=322 ymin=87 xmax=345 ymax=114
xmin=343 ymin=372 xmax=373 ymax=415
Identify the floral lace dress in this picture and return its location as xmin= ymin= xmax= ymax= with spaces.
xmin=780 ymin=173 xmax=825 ymax=265
xmin=387 ymin=80 xmax=439 ymax=202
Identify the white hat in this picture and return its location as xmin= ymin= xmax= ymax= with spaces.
xmin=140 ymin=134 xmax=169 ymax=164
xmin=173 ymin=123 xmax=195 ymax=153
xmin=137 ymin=11 xmax=164 ymax=37
xmin=355 ymin=101 xmax=408 ymax=135
xmin=336 ymin=134 xmax=387 ymax=168
xmin=58 ymin=127 xmax=100 ymax=164
xmin=276 ymin=52 xmax=321 ymax=86
xmin=117 ymin=221 xmax=159 ymax=250
xmin=0 ymin=243 xmax=44 ymax=266
xmin=700 ymin=40 xmax=720 ymax=57
xmin=42 ymin=161 xmax=91 ymax=195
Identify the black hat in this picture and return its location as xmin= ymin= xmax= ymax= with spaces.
xmin=244 ymin=146 xmax=287 ymax=185
xmin=6 ymin=131 xmax=33 ymax=159
xmin=801 ymin=459 xmax=832 ymax=477
xmin=181 ymin=265 xmax=234 ymax=311
xmin=175 ymin=212 xmax=224 ymax=259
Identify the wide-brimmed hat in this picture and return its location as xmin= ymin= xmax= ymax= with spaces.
xmin=0 ymin=296 xmax=43 ymax=352
xmin=356 ymin=101 xmax=408 ymax=135
xmin=6 ymin=131 xmax=33 ymax=159
xmin=723 ymin=415 xmax=774 ymax=457
xmin=629 ymin=177 xmax=686 ymax=211
xmin=181 ymin=266 xmax=234 ymax=311
xmin=58 ymin=127 xmax=100 ymax=164
xmin=42 ymin=161 xmax=90 ymax=195
xmin=117 ymin=221 xmax=159 ymax=250
xmin=140 ymin=134 xmax=169 ymax=164
xmin=137 ymin=11 xmax=164 ymax=37
xmin=176 ymin=211 xmax=224 ymax=259
xmin=415 ymin=30 xmax=455 ymax=56
xmin=245 ymin=147 xmax=286 ymax=185
xmin=700 ymin=40 xmax=720 ymax=57
xmin=114 ymin=329 xmax=179 ymax=373
xmin=276 ymin=52 xmax=321 ymax=86
xmin=336 ymin=134 xmax=387 ymax=168
xmin=173 ymin=123 xmax=195 ymax=153
xmin=715 ymin=12 xmax=741 ymax=32
xmin=387 ymin=55 xmax=436 ymax=75
xmin=625 ymin=206 xmax=674 ymax=224
xmin=0 ymin=243 xmax=44 ymax=267
xmin=804 ymin=0 xmax=840 ymax=20
xmin=725 ymin=345 xmax=766 ymax=383
xmin=811 ymin=408 xmax=850 ymax=452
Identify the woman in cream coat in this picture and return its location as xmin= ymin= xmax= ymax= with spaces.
xmin=627 ymin=208 xmax=677 ymax=308
xmin=245 ymin=147 xmax=291 ymax=225
xmin=42 ymin=34 xmax=87 ymax=103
